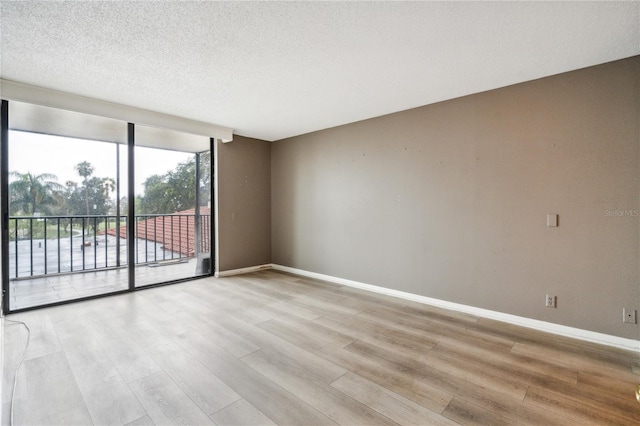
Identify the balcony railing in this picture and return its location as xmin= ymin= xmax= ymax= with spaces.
xmin=8 ymin=213 xmax=211 ymax=279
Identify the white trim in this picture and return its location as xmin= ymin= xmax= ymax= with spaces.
xmin=213 ymin=139 xmax=221 ymax=274
xmin=271 ymin=264 xmax=640 ymax=353
xmin=215 ymin=264 xmax=272 ymax=278
xmin=0 ymin=79 xmax=234 ymax=142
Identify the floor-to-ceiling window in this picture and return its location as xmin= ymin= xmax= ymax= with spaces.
xmin=1 ymin=100 xmax=214 ymax=312
xmin=133 ymin=125 xmax=212 ymax=287
xmin=5 ymin=101 xmax=128 ymax=310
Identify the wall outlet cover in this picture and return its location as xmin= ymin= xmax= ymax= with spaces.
xmin=545 ymin=294 xmax=556 ymax=308
xmin=623 ymin=308 xmax=637 ymax=324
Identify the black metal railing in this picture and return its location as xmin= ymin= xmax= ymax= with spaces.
xmin=8 ymin=214 xmax=210 ymax=279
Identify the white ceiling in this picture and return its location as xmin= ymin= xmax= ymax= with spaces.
xmin=1 ymin=1 xmax=639 ymax=142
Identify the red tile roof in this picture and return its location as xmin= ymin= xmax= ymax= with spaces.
xmin=102 ymin=207 xmax=210 ymax=257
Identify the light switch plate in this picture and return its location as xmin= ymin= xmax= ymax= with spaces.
xmin=546 ymin=214 xmax=558 ymax=227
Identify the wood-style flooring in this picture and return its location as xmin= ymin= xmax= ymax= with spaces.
xmin=2 ymin=269 xmax=639 ymax=425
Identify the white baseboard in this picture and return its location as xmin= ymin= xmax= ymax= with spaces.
xmin=271 ymin=264 xmax=640 ymax=353
xmin=215 ymin=264 xmax=272 ymax=278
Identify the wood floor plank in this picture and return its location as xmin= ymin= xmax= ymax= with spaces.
xmin=265 ymin=299 xmax=323 ymax=321
xmin=86 ymin=316 xmax=163 ymax=383
xmin=577 ymin=371 xmax=640 ymax=400
xmin=418 ymin=344 xmax=529 ymax=401
xmin=225 ymin=276 xmax=360 ymax=319
xmin=128 ymin=297 xmax=194 ymax=337
xmin=389 ymin=301 xmax=480 ymax=326
xmin=525 ymin=372 xmax=640 ymax=425
xmin=428 ymin=342 xmax=567 ymax=396
xmin=12 ymin=311 xmax=62 ymax=361
xmin=226 ymin=278 xmax=330 ymax=322
xmin=316 ymin=310 xmax=563 ymax=396
xmin=524 ymin=385 xmax=638 ymax=426
xmin=357 ymin=306 xmax=516 ymax=352
xmin=172 ymin=329 xmax=339 ymax=426
xmin=40 ymin=296 xmax=104 ymax=325
xmin=345 ymin=338 xmax=528 ymax=403
xmin=511 ymin=342 xmax=639 ymax=381
xmin=443 ymin=395 xmax=513 ymax=426
xmin=2 ymin=320 xmax=29 ymax=404
xmin=259 ymin=316 xmax=356 ymax=350
xmin=543 ymin=376 xmax=638 ymax=423
xmin=331 ymin=372 xmax=460 ymax=426
xmin=114 ymin=318 xmax=245 ymax=417
xmin=287 ymin=293 xmax=364 ymax=317
xmin=257 ymin=315 xmax=454 ymax=413
xmin=442 ymin=394 xmax=566 ymax=426
xmin=192 ymin=313 xmax=262 ymax=357
xmin=222 ymin=276 xmax=329 ymax=322
xmin=148 ymin=337 xmax=243 ymax=416
xmin=1 ymin=401 xmax=10 ymax=425
xmin=227 ymin=276 xmax=299 ymax=302
xmin=239 ymin=274 xmax=348 ymax=304
xmin=242 ymin=349 xmax=401 ymax=426
xmin=54 ymin=319 xmax=147 ymax=425
xmin=313 ymin=313 xmax=438 ymax=357
xmin=478 ymin=317 xmax=639 ymax=367
xmin=433 ymin=338 xmax=579 ymax=386
xmin=314 ymin=310 xmax=527 ymax=399
xmin=13 ymin=351 xmax=94 ymax=425
xmin=214 ymin=316 xmax=348 ymax=384
xmin=200 ymin=288 xmax=278 ymax=325
xmin=129 ymin=371 xmax=214 ymax=425
xmin=210 ymin=398 xmax=277 ymax=426
xmin=124 ymin=414 xmax=156 ymax=426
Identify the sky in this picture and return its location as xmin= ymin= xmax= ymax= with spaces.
xmin=9 ymin=131 xmax=194 ymax=196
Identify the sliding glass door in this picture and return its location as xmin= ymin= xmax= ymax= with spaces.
xmin=5 ymin=102 xmax=128 ymax=310
xmin=133 ymin=133 xmax=211 ymax=286
xmin=1 ymin=101 xmax=214 ymax=312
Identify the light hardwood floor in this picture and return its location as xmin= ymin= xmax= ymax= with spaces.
xmin=2 ymin=269 xmax=639 ymax=425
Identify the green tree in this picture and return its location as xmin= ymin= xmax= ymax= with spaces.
xmin=9 ymin=172 xmax=63 ymax=216
xmin=65 ymin=162 xmax=115 ymax=215
xmin=64 ymin=163 xmax=115 ymax=235
xmin=65 ymin=175 xmax=115 ymax=216
xmin=141 ymin=165 xmax=195 ymax=213
xmin=140 ymin=154 xmax=209 ymax=214
xmin=75 ymin=161 xmax=95 ymax=215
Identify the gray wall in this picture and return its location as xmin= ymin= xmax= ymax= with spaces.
xmin=271 ymin=56 xmax=640 ymax=339
xmin=216 ymin=135 xmax=271 ymax=271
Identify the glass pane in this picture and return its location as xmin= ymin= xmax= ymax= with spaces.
xmin=134 ymin=126 xmax=210 ymax=287
xmin=8 ymin=103 xmax=127 ymax=310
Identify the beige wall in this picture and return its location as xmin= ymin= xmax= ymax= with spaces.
xmin=216 ymin=135 xmax=271 ymax=271
xmin=271 ymin=56 xmax=640 ymax=339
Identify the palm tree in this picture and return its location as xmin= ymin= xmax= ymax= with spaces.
xmin=75 ymin=161 xmax=94 ymax=215
xmin=9 ymin=171 xmax=64 ymax=216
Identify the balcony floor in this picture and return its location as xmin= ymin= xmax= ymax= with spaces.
xmin=9 ymin=259 xmax=198 ymax=310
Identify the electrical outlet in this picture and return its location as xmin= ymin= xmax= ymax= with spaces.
xmin=545 ymin=294 xmax=556 ymax=308
xmin=623 ymin=308 xmax=637 ymax=324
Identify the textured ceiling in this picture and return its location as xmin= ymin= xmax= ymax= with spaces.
xmin=1 ymin=1 xmax=639 ymax=142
